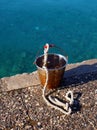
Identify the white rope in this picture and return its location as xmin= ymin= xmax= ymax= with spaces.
xmin=65 ymin=91 xmax=74 ymax=105
xmin=42 ymin=43 xmax=74 ymax=115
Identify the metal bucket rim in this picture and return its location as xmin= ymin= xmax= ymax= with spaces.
xmin=35 ymin=53 xmax=68 ymax=71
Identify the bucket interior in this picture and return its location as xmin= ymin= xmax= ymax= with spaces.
xmin=36 ymin=54 xmax=67 ymax=69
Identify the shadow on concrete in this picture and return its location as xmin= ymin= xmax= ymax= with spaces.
xmin=61 ymin=63 xmax=97 ymax=88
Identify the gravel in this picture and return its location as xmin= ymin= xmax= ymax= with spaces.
xmin=0 ymin=71 xmax=97 ymax=130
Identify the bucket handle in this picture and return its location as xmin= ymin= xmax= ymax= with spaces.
xmin=33 ymin=44 xmax=68 ymax=64
xmin=52 ymin=44 xmax=68 ymax=59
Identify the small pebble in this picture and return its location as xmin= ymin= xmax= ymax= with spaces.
xmin=25 ymin=95 xmax=28 ymax=98
xmin=25 ymin=100 xmax=28 ymax=103
xmin=25 ymin=125 xmax=32 ymax=129
xmin=36 ymin=102 xmax=39 ymax=106
xmin=37 ymin=122 xmax=42 ymax=128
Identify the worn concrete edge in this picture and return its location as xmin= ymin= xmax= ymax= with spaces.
xmin=0 ymin=59 xmax=97 ymax=91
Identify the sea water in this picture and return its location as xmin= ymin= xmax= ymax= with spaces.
xmin=0 ymin=0 xmax=97 ymax=78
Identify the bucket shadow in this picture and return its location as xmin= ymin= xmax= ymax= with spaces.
xmin=61 ymin=63 xmax=97 ymax=88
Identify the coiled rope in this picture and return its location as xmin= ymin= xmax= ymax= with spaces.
xmin=42 ymin=43 xmax=74 ymax=115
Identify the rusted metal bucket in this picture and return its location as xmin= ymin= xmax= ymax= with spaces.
xmin=35 ymin=53 xmax=68 ymax=89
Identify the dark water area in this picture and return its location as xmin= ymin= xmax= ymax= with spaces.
xmin=0 ymin=0 xmax=97 ymax=78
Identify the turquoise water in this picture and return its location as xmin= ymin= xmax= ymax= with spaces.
xmin=0 ymin=0 xmax=97 ymax=78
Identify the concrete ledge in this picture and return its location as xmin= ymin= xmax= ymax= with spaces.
xmin=65 ymin=59 xmax=97 ymax=77
xmin=0 ymin=59 xmax=97 ymax=91
xmin=1 ymin=71 xmax=40 ymax=91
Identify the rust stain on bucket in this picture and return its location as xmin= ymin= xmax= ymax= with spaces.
xmin=35 ymin=53 xmax=67 ymax=89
